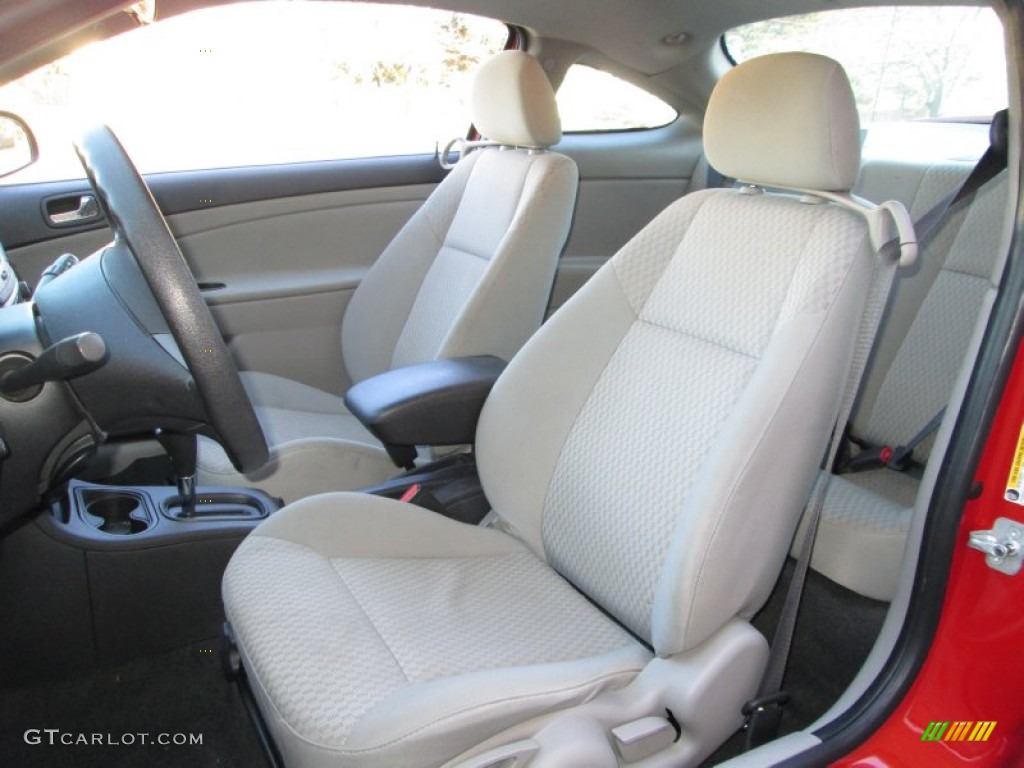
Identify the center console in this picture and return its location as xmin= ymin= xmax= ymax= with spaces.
xmin=58 ymin=480 xmax=279 ymax=544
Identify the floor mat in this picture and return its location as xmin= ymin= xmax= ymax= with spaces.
xmin=0 ymin=639 xmax=265 ymax=768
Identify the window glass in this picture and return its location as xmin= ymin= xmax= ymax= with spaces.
xmin=725 ymin=7 xmax=1005 ymax=129
xmin=0 ymin=2 xmax=507 ymax=183
xmin=557 ymin=65 xmax=677 ymax=132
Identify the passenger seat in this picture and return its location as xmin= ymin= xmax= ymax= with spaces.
xmin=196 ymin=51 xmax=579 ymax=503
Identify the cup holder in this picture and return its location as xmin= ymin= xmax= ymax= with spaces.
xmin=80 ymin=491 xmax=151 ymax=535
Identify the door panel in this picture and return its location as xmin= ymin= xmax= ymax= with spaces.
xmin=175 ymin=184 xmax=434 ymax=393
xmin=549 ymin=117 xmax=701 ymax=314
xmin=208 ymin=291 xmax=353 ymax=396
xmin=0 ymin=155 xmax=444 ymax=392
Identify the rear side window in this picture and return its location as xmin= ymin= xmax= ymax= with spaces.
xmin=556 ymin=65 xmax=677 ymax=132
xmin=725 ymin=7 xmax=1005 ymax=132
xmin=0 ymin=2 xmax=507 ymax=183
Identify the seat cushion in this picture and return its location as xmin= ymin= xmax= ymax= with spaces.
xmin=197 ymin=372 xmax=397 ymax=502
xmin=223 ymin=494 xmax=650 ymax=768
xmin=808 ymin=469 xmax=919 ymax=600
xmin=239 ymin=371 xmax=376 ymax=445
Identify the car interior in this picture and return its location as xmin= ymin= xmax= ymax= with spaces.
xmin=0 ymin=0 xmax=1018 ymax=766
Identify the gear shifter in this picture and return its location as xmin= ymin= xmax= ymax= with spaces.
xmin=156 ymin=431 xmax=198 ymax=518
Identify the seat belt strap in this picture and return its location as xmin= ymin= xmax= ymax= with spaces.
xmin=887 ymin=406 xmax=947 ymax=471
xmin=743 ymin=235 xmax=901 ymax=749
xmin=743 ymin=109 xmax=1008 ymax=750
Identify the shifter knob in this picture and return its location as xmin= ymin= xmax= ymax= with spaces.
xmin=155 ymin=431 xmax=198 ymax=518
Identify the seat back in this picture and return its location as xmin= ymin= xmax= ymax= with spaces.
xmin=477 ymin=53 xmax=878 ymax=656
xmin=860 ymin=175 xmax=1007 ymax=462
xmin=341 ymin=51 xmax=578 ymax=383
xmin=851 ymin=146 xmax=1009 ymax=461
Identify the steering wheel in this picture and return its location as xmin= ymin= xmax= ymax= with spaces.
xmin=72 ymin=125 xmax=268 ymax=473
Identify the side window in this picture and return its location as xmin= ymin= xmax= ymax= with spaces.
xmin=556 ymin=65 xmax=677 ymax=133
xmin=0 ymin=2 xmax=507 ymax=184
xmin=724 ymin=6 xmax=1006 ymax=159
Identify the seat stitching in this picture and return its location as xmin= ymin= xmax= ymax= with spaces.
xmin=330 ymin=561 xmax=411 ymax=684
xmin=441 ymin=242 xmax=490 ymax=262
xmin=442 ymin=152 xmax=533 ymax=264
xmin=635 ymin=317 xmax=759 ymax=361
xmin=610 ymin=189 xmax=718 ymax=315
xmin=938 ymin=265 xmax=993 ymax=282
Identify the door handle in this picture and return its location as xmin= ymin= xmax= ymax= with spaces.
xmin=45 ymin=194 xmax=102 ymax=226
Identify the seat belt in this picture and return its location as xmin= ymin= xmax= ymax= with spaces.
xmin=743 ymin=108 xmax=1009 ymax=750
xmin=887 ymin=407 xmax=946 ymax=470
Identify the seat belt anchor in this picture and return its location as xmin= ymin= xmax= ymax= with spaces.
xmin=742 ymin=691 xmax=791 ymax=750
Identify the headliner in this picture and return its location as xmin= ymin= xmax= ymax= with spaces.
xmin=0 ymin=0 xmax=998 ymax=97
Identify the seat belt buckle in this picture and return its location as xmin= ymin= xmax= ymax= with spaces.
xmin=742 ymin=691 xmax=790 ymax=750
xmin=886 ymin=445 xmax=914 ymax=472
xmin=839 ymin=444 xmax=893 ymax=473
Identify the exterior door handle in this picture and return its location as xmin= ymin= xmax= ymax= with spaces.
xmin=45 ymin=194 xmax=101 ymax=226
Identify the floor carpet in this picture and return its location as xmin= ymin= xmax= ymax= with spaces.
xmin=0 ymin=639 xmax=266 ymax=768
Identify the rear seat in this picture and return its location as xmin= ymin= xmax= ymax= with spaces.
xmin=809 ymin=139 xmax=1009 ymax=601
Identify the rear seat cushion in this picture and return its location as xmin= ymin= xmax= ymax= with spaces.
xmin=809 ymin=471 xmax=916 ymax=601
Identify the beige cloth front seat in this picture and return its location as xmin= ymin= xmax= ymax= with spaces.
xmin=223 ymin=53 xmax=880 ymax=767
xmin=198 ymin=51 xmax=579 ymax=502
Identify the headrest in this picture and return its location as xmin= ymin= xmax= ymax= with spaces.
xmin=705 ymin=52 xmax=860 ymax=192
xmin=990 ymin=108 xmax=1009 ymax=162
xmin=470 ymin=51 xmax=561 ymax=148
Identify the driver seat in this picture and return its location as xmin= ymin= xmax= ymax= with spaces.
xmin=223 ymin=53 xmax=874 ymax=767
xmin=197 ymin=51 xmax=578 ymax=501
